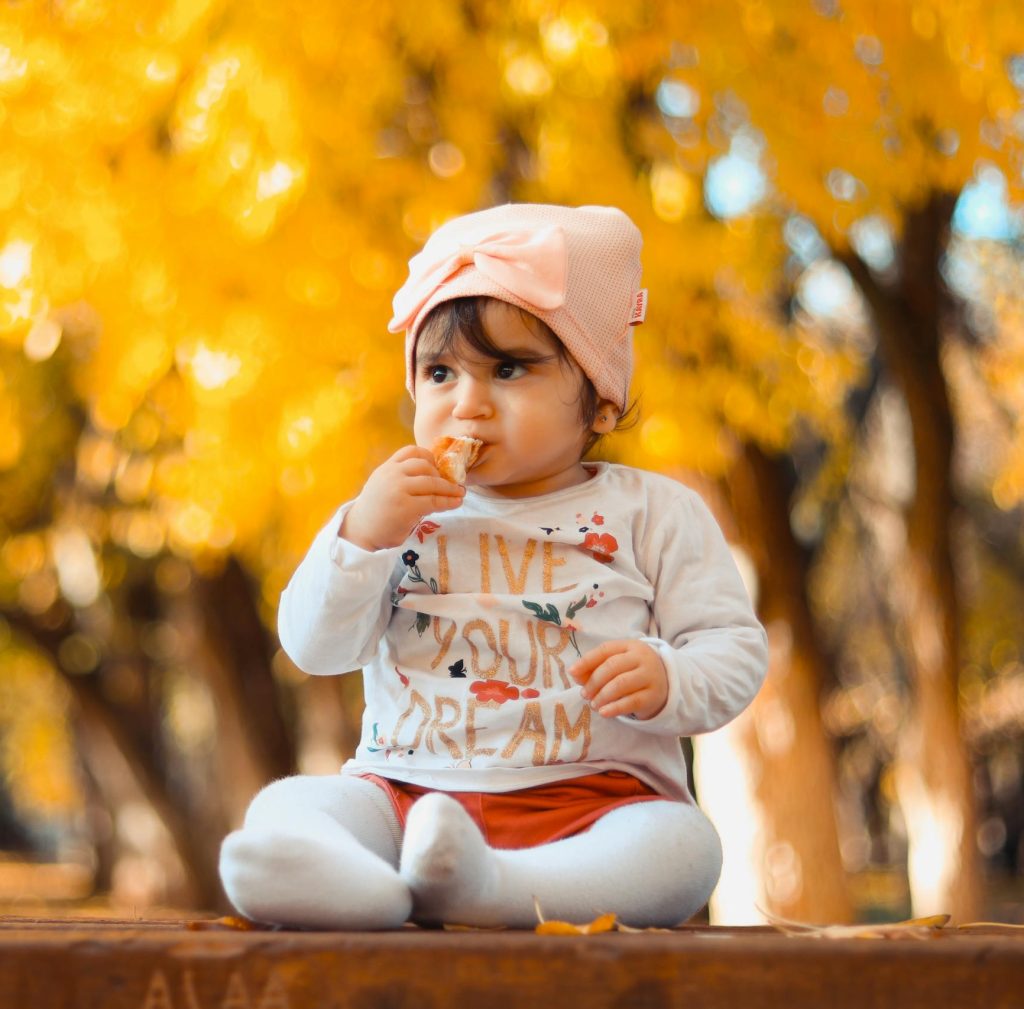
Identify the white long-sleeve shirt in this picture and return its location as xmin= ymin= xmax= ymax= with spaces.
xmin=278 ymin=463 xmax=768 ymax=801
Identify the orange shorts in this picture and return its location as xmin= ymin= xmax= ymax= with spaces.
xmin=358 ymin=770 xmax=664 ymax=850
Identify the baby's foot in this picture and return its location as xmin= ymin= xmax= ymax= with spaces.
xmin=220 ymin=827 xmax=411 ymax=930
xmin=399 ymin=793 xmax=502 ymax=926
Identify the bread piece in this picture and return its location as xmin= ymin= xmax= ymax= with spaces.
xmin=433 ymin=435 xmax=483 ymax=484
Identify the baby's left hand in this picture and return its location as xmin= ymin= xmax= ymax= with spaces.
xmin=569 ymin=640 xmax=669 ymax=721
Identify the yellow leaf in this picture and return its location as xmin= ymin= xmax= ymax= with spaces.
xmin=533 ymin=899 xmax=617 ymax=935
xmin=186 ymin=915 xmax=263 ymax=931
xmin=536 ymin=913 xmax=618 ymax=936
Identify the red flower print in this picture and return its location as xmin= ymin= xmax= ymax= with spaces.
xmin=521 ymin=689 xmax=540 ymax=699
xmin=470 ymin=680 xmax=521 ymax=705
xmin=591 ymin=513 xmax=604 ymax=525
xmin=414 ymin=520 xmax=441 ymax=543
xmin=582 ymin=532 xmax=618 ymax=563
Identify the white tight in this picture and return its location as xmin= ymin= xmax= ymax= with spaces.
xmin=219 ymin=774 xmax=722 ymax=930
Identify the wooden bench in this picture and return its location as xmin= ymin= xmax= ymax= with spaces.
xmin=1 ymin=916 xmax=1022 ymax=1008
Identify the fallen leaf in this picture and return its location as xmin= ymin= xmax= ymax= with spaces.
xmin=536 ymin=913 xmax=618 ymax=936
xmin=533 ymin=896 xmax=617 ymax=935
xmin=613 ymin=921 xmax=674 ymax=934
xmin=957 ymin=921 xmax=1024 ymax=934
xmin=186 ymin=915 xmax=263 ymax=931
xmin=762 ymin=909 xmax=950 ymax=940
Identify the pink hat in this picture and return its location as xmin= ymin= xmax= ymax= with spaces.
xmin=388 ymin=203 xmax=646 ymax=412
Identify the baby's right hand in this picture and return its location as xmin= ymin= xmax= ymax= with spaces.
xmin=339 ymin=446 xmax=465 ymax=552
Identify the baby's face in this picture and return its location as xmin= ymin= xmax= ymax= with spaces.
xmin=413 ymin=301 xmax=598 ymax=499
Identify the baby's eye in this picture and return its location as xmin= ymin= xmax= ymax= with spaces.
xmin=426 ymin=365 xmax=452 ymax=384
xmin=495 ymin=361 xmax=527 ymax=380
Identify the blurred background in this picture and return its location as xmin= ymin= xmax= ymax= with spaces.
xmin=1 ymin=0 xmax=1023 ymax=925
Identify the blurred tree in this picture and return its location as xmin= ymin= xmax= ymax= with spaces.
xmin=634 ymin=0 xmax=1023 ymax=921
xmin=0 ymin=0 xmax=1022 ymax=918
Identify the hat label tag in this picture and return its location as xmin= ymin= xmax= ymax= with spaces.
xmin=628 ymin=289 xmax=648 ymax=325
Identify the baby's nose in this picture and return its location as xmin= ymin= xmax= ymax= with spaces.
xmin=452 ymin=376 xmax=493 ymax=418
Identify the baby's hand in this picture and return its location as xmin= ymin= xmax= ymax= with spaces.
xmin=340 ymin=446 xmax=465 ymax=551
xmin=569 ymin=640 xmax=669 ymax=721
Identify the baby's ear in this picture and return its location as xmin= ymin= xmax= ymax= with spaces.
xmin=591 ymin=400 xmax=620 ymax=434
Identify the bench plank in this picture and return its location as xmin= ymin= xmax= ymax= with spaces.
xmin=1 ymin=918 xmax=1022 ymax=1009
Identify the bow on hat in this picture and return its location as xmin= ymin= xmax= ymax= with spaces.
xmin=388 ymin=225 xmax=568 ymax=333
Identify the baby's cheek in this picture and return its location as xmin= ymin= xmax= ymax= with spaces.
xmin=411 ymin=398 xmax=444 ymax=446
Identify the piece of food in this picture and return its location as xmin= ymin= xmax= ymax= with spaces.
xmin=433 ymin=435 xmax=483 ymax=484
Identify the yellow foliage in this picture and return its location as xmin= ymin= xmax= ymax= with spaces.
xmin=0 ymin=644 xmax=81 ymax=818
xmin=0 ymin=0 xmax=1020 ymax=608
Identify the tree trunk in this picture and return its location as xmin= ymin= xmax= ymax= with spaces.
xmin=68 ymin=676 xmax=209 ymax=909
xmin=695 ymin=445 xmax=852 ymax=924
xmin=3 ymin=566 xmax=284 ymax=914
xmin=182 ymin=557 xmax=296 ymax=827
xmin=4 ymin=608 xmax=216 ymax=905
xmin=843 ymin=193 xmax=982 ymax=921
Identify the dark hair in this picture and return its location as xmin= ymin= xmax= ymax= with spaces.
xmin=415 ymin=296 xmax=637 ymax=455
xmin=418 ymin=294 xmax=597 ymax=411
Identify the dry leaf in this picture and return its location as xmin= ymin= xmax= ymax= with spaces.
xmin=186 ymin=915 xmax=263 ymax=931
xmin=763 ymin=909 xmax=950 ymax=940
xmin=613 ymin=921 xmax=674 ymax=934
xmin=957 ymin=921 xmax=1024 ymax=934
xmin=533 ymin=896 xmax=617 ymax=935
xmin=536 ymin=912 xmax=618 ymax=936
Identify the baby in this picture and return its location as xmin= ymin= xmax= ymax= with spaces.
xmin=219 ymin=203 xmax=768 ymax=929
